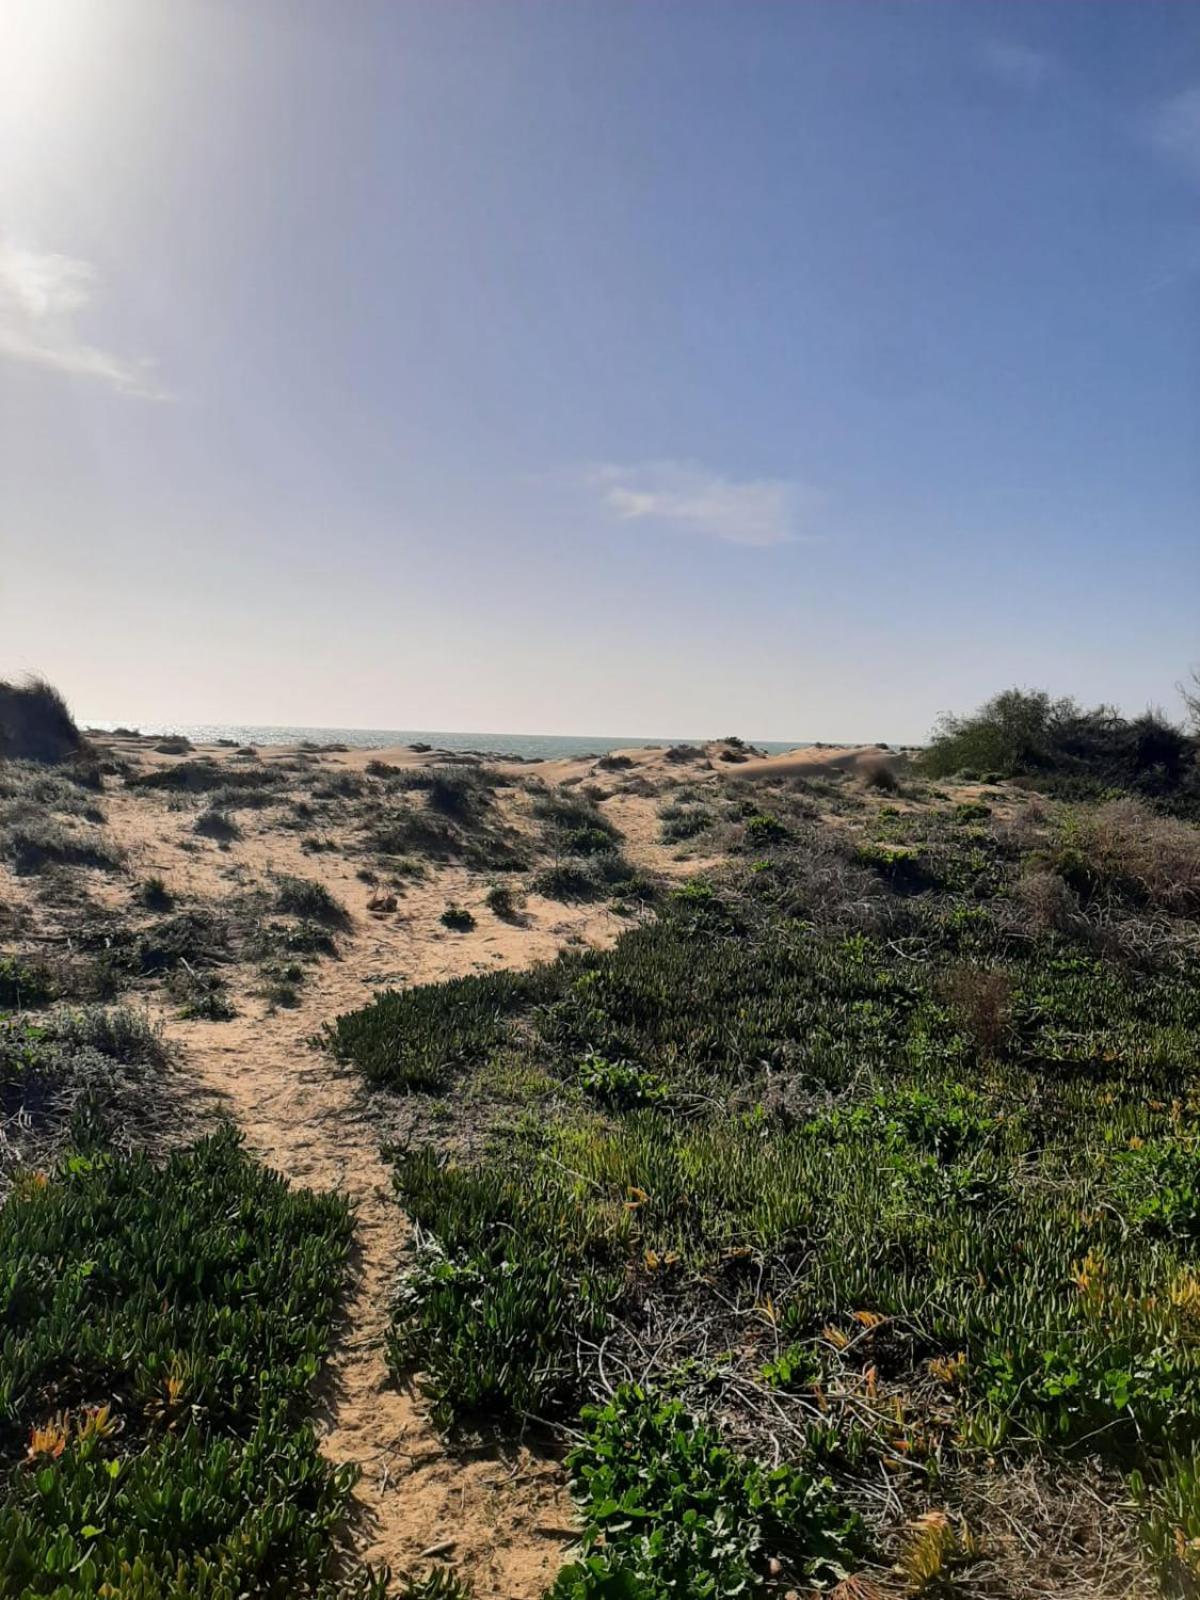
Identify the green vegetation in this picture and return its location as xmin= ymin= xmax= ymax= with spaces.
xmin=332 ymin=765 xmax=1200 ymax=1593
xmin=325 ymin=969 xmax=536 ymax=1092
xmin=548 ymin=1387 xmax=861 ymax=1599
xmin=921 ymin=687 xmax=1200 ymax=812
xmin=439 ymin=904 xmax=476 ymax=932
xmin=0 ymin=1128 xmax=381 ymax=1598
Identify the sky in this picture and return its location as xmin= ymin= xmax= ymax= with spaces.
xmin=1 ymin=1 xmax=1197 ymax=744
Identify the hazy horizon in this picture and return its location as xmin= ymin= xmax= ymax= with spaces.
xmin=3 ymin=1 xmax=1197 ymax=743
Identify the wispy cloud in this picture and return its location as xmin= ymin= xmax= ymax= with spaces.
xmin=980 ymin=39 xmax=1056 ymax=93
xmin=1147 ymin=85 xmax=1200 ymax=184
xmin=0 ymin=239 xmax=166 ymax=398
xmin=586 ymin=460 xmax=818 ymax=548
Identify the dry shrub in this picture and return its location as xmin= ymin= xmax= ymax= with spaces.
xmin=940 ymin=966 xmax=1013 ymax=1057
xmin=1013 ymin=867 xmax=1079 ymax=935
xmin=992 ymin=796 xmax=1051 ymax=855
xmin=860 ymin=759 xmax=899 ymax=793
xmin=1060 ymin=797 xmax=1200 ymax=915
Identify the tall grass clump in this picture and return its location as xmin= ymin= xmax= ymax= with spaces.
xmin=274 ymin=875 xmax=351 ymax=928
xmin=0 ymin=676 xmax=83 ymax=764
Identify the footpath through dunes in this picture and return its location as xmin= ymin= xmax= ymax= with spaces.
xmin=164 ymin=971 xmax=574 ymax=1599
xmin=83 ymin=741 xmax=653 ymax=1595
xmin=86 ymin=734 xmax=845 ymax=1593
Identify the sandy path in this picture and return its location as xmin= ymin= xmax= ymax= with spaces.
xmin=172 ymin=987 xmax=573 ymax=1598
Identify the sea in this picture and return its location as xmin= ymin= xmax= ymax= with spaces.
xmin=84 ymin=722 xmax=804 ymax=761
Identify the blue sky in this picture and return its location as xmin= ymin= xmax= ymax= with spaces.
xmin=1 ymin=1 xmax=1197 ymax=741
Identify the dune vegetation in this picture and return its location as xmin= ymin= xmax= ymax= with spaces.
xmin=2 ymin=679 xmax=1200 ymax=1597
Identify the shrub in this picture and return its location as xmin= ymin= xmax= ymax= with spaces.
xmin=130 ymin=760 xmax=287 ymax=798
xmin=921 ymin=688 xmax=1199 ymax=809
xmin=0 ymin=954 xmax=54 ymax=1009
xmin=485 ymin=882 xmax=521 ymax=920
xmin=742 ymin=812 xmax=790 ymax=848
xmin=534 ymin=792 xmax=622 ymax=852
xmin=194 ymin=808 xmax=241 ymax=841
xmin=1049 ymin=798 xmax=1200 ymax=915
xmin=0 ymin=817 xmax=120 ymax=876
xmin=939 ymin=967 xmax=1013 ymax=1058
xmin=274 ymin=875 xmax=351 ymax=928
xmin=440 ymin=904 xmax=476 ymax=932
xmin=533 ymin=858 xmax=629 ymax=902
xmin=0 ymin=1006 xmax=170 ymax=1179
xmin=1012 ymin=868 xmax=1078 ymax=935
xmin=0 ymin=676 xmax=83 ymax=764
xmin=137 ymin=875 xmax=174 ymax=911
xmin=659 ymin=801 xmax=716 ymax=843
xmin=548 ymin=1387 xmax=861 ymax=1598
xmin=861 ymin=759 xmax=899 ymax=792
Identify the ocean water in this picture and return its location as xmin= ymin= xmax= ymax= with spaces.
xmin=86 ymin=722 xmax=804 ymax=761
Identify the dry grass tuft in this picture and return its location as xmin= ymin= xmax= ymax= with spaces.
xmin=1056 ymin=797 xmax=1200 ymax=915
xmin=0 ymin=676 xmax=83 ymax=765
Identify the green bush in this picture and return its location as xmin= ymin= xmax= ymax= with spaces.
xmin=0 ymin=955 xmax=54 ymax=1010
xmin=548 ymin=1386 xmax=861 ymax=1598
xmin=921 ymin=688 xmax=1199 ymax=811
